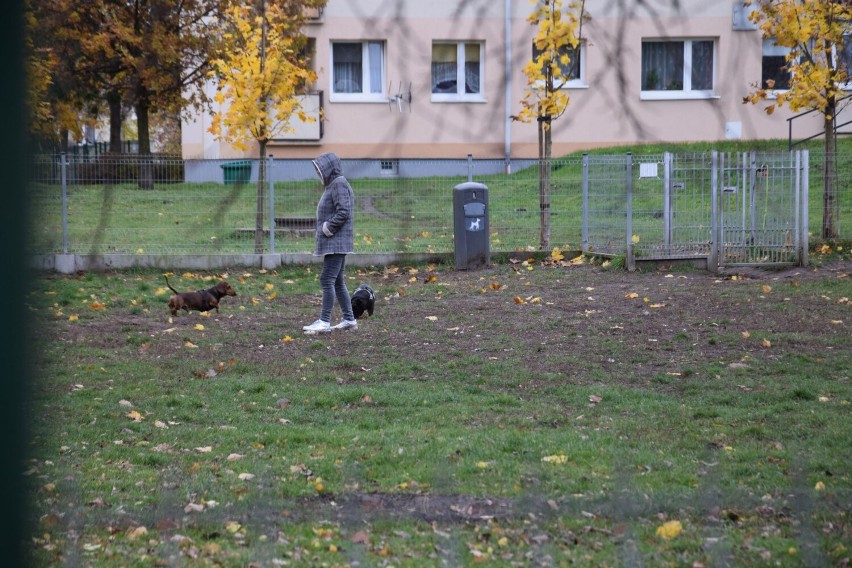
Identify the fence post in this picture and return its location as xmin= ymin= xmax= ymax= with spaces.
xmin=467 ymin=154 xmax=473 ymax=182
xmin=268 ymin=155 xmax=275 ymax=255
xmin=663 ymin=152 xmax=672 ymax=255
xmin=626 ymin=153 xmax=635 ymax=272
xmin=60 ymin=152 xmax=68 ymax=254
xmin=709 ymin=151 xmax=718 ymax=272
xmin=801 ymin=150 xmax=809 ymax=267
xmin=581 ymin=153 xmax=589 ymax=254
xmin=748 ymin=151 xmax=757 ymax=247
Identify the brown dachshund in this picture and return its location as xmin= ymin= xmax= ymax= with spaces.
xmin=164 ymin=275 xmax=237 ymax=316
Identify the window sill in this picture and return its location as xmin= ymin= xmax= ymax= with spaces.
xmin=430 ymin=95 xmax=488 ymax=103
xmin=640 ymin=91 xmax=720 ymax=101
xmin=534 ymin=81 xmax=588 ymax=90
xmin=329 ymin=94 xmax=387 ymax=104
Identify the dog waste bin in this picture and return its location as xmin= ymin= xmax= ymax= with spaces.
xmin=453 ymin=182 xmax=489 ymax=269
xmin=220 ymin=160 xmax=252 ymax=185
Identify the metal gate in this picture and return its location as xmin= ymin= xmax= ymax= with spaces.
xmin=582 ymin=150 xmax=809 ymax=270
xmin=711 ymin=151 xmax=808 ymax=268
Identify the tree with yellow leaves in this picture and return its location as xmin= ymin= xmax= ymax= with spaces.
xmin=209 ymin=0 xmax=322 ymax=253
xmin=516 ymin=0 xmax=586 ymax=249
xmin=743 ymin=0 xmax=851 ymax=239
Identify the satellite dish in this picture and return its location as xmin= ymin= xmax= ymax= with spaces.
xmin=387 ymin=81 xmax=412 ymax=112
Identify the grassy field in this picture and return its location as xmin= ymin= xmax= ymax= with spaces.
xmin=28 ymin=139 xmax=852 ymax=256
xmin=23 ymin=248 xmax=851 ymax=566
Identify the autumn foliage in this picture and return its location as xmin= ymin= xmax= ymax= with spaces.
xmin=742 ymin=0 xmax=852 ymax=239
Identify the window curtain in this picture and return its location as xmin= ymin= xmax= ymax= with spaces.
xmin=333 ymin=43 xmax=362 ymax=93
xmin=691 ymin=41 xmax=714 ymax=90
xmin=464 ymin=43 xmax=480 ymax=93
xmin=432 ymin=44 xmax=457 ymax=93
xmin=642 ymin=41 xmax=684 ymax=90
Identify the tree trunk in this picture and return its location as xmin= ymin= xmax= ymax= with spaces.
xmin=539 ymin=117 xmax=552 ymax=250
xmin=255 ymin=141 xmax=267 ymax=254
xmin=108 ymin=89 xmax=123 ymax=154
xmin=822 ymin=102 xmax=838 ymax=240
xmin=136 ymin=92 xmax=154 ymax=190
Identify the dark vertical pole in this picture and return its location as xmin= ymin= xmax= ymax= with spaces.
xmin=1 ymin=1 xmax=30 ymax=564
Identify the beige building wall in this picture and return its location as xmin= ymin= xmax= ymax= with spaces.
xmin=182 ymin=0 xmax=827 ymax=161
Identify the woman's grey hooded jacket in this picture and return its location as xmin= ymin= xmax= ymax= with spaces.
xmin=312 ymin=152 xmax=355 ymax=256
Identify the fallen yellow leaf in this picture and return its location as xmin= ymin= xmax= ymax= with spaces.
xmin=741 ymin=330 xmax=750 ymax=339
xmin=656 ymin=520 xmax=682 ymax=540
xmin=541 ymin=454 xmax=568 ymax=464
xmin=225 ymin=521 xmax=242 ymax=534
xmin=194 ymin=324 xmax=205 ymax=331
xmin=625 ymin=292 xmax=639 ymax=299
xmin=127 ymin=526 xmax=148 ymax=540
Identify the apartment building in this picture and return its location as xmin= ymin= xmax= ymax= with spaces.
xmin=181 ymin=0 xmax=842 ymax=163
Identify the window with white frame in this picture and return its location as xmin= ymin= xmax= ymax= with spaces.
xmin=641 ymin=39 xmax=716 ymax=99
xmin=431 ymin=42 xmax=484 ymax=101
xmin=532 ymin=41 xmax=585 ymax=87
xmin=839 ymin=32 xmax=852 ymax=90
xmin=761 ymin=38 xmax=792 ymax=91
xmin=330 ymin=41 xmax=384 ymax=101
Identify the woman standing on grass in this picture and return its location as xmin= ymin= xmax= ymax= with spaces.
xmin=303 ymin=152 xmax=357 ymax=334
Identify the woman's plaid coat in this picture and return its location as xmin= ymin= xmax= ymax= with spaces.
xmin=311 ymin=152 xmax=354 ymax=256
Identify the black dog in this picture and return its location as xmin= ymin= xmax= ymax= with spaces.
xmin=351 ymin=283 xmax=375 ymax=319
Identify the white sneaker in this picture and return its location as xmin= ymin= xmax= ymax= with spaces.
xmin=303 ymin=319 xmax=331 ymax=333
xmin=333 ymin=319 xmax=358 ymax=331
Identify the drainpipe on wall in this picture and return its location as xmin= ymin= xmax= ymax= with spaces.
xmin=504 ymin=0 xmax=512 ymax=174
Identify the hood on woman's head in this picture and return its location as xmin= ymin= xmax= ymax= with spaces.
xmin=312 ymin=152 xmax=343 ymax=185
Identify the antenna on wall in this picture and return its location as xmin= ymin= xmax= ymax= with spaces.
xmin=387 ymin=81 xmax=412 ymax=112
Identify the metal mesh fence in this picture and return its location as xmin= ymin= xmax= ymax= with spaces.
xmin=28 ymin=152 xmax=850 ymax=258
